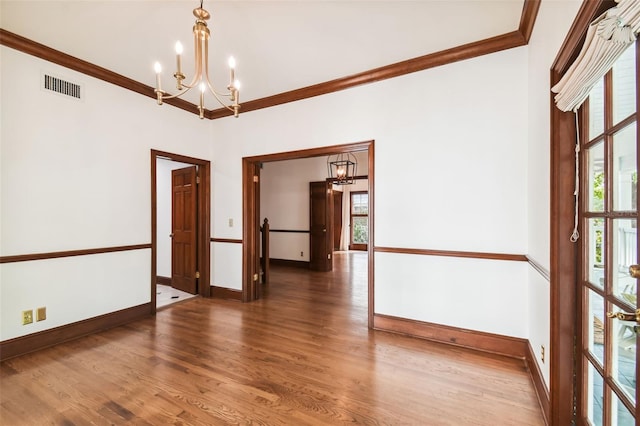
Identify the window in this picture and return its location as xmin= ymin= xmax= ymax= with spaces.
xmin=349 ymin=191 xmax=368 ymax=250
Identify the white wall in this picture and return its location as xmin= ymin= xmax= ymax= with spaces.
xmin=526 ymin=0 xmax=583 ymax=388
xmin=211 ymin=46 xmax=530 ymax=338
xmin=156 ymin=159 xmax=193 ymax=278
xmin=261 ymin=157 xmax=325 ymax=262
xmin=0 ymin=47 xmax=213 ymax=340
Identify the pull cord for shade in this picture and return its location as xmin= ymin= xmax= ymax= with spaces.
xmin=570 ymin=112 xmax=580 ymax=243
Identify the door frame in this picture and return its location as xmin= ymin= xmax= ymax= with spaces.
xmin=242 ymin=140 xmax=375 ymax=328
xmin=151 ymin=149 xmax=211 ymax=313
xmin=550 ymin=1 xmax=617 ymax=423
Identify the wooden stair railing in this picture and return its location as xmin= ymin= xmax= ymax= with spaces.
xmin=260 ymin=218 xmax=270 ymax=284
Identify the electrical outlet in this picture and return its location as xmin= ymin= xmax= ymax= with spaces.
xmin=36 ymin=307 xmax=47 ymax=322
xmin=22 ymin=310 xmax=33 ymax=325
xmin=541 ymin=345 xmax=545 ymax=363
xmin=301 ymin=251 xmax=303 ymax=257
xmin=228 ymin=218 xmax=233 ymax=227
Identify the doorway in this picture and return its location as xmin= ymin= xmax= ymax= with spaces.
xmin=550 ymin=3 xmax=639 ymax=423
xmin=241 ymin=141 xmax=375 ymax=328
xmin=575 ymin=42 xmax=638 ymax=424
xmin=150 ymin=149 xmax=211 ymax=313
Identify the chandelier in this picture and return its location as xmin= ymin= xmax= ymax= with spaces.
xmin=153 ymin=0 xmax=241 ymax=119
xmin=327 ymin=153 xmax=357 ymax=185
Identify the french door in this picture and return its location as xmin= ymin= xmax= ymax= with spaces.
xmin=579 ymin=41 xmax=639 ymax=425
xmin=349 ymin=191 xmax=368 ymax=251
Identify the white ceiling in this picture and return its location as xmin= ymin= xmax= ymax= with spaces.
xmin=1 ymin=0 xmax=525 ymax=107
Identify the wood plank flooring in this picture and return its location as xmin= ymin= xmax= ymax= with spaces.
xmin=0 ymin=252 xmax=544 ymax=425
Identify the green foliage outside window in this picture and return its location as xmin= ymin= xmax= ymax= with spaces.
xmin=353 ymin=218 xmax=368 ymax=244
xmin=593 ymin=172 xmax=604 ymax=265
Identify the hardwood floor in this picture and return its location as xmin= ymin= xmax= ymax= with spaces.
xmin=0 ymin=252 xmax=544 ymax=425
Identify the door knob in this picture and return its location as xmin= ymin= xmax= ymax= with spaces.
xmin=606 ymin=309 xmax=640 ymax=322
xmin=629 ymin=264 xmax=640 ymax=278
xmin=170 ymin=234 xmax=174 ymax=238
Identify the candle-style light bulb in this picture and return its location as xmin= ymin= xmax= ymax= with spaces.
xmin=233 ymin=79 xmax=241 ymax=91
xmin=228 ymin=56 xmax=236 ymax=87
xmin=154 ymin=62 xmax=162 ymax=91
xmin=175 ymin=41 xmax=184 ymax=74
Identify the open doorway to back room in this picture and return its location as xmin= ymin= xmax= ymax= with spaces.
xmin=241 ymin=141 xmax=374 ymax=327
xmin=151 ymin=150 xmax=211 ymax=312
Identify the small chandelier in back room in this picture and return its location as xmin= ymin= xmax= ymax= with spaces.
xmin=152 ymin=0 xmax=241 ymax=119
xmin=327 ymin=153 xmax=357 ymax=185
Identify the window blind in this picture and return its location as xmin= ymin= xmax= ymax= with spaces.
xmin=551 ymin=0 xmax=639 ymax=112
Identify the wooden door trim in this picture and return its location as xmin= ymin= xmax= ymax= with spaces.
xmin=242 ymin=140 xmax=375 ymax=328
xmin=549 ymin=2 xmax=613 ymax=424
xmin=151 ymin=150 xmax=211 ymax=314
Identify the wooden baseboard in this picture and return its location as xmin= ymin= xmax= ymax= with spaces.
xmin=269 ymin=258 xmax=310 ymax=269
xmin=157 ymin=275 xmax=171 ymax=286
xmin=373 ymin=314 xmax=528 ymax=359
xmin=210 ymin=286 xmax=242 ymax=301
xmin=0 ymin=303 xmax=151 ymax=361
xmin=525 ymin=341 xmax=550 ymax=425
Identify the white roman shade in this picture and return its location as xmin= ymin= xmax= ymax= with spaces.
xmin=552 ymin=0 xmax=640 ymax=112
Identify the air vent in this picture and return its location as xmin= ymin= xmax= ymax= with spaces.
xmin=42 ymin=73 xmax=82 ymax=100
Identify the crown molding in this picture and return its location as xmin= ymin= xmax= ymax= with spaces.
xmin=0 ymin=0 xmax=540 ymax=120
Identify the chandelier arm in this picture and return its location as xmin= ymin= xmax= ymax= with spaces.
xmin=205 ymin=81 xmax=235 ymax=111
xmin=203 ymin=37 xmax=235 ymax=109
xmin=161 ymin=85 xmax=195 ymax=100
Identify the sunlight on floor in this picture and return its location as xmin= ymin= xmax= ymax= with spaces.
xmin=156 ymin=284 xmax=196 ymax=308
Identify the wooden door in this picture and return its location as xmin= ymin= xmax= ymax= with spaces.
xmin=333 ymin=191 xmax=343 ymax=250
xmin=310 ymin=181 xmax=333 ymax=271
xmin=171 ymin=166 xmax=198 ymax=294
xmin=578 ymin=42 xmax=638 ymax=425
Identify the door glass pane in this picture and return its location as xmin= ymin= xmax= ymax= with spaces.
xmin=613 ymin=123 xmax=638 ymax=211
xmin=612 ymin=310 xmax=637 ymax=402
xmin=613 ymin=219 xmax=637 ymax=301
xmin=351 ymin=193 xmax=368 ymax=214
xmin=589 ymin=142 xmax=605 ymax=212
xmin=613 ymin=44 xmax=637 ymax=126
xmin=589 ymin=289 xmax=606 ymax=366
xmin=352 ymin=217 xmax=368 ymax=244
xmin=590 ymin=77 xmax=605 ymax=139
xmin=588 ymin=361 xmax=604 ymax=426
xmin=612 ymin=390 xmax=636 ymax=425
xmin=589 ymin=289 xmax=605 ymax=365
xmin=589 ymin=218 xmax=606 ymax=288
